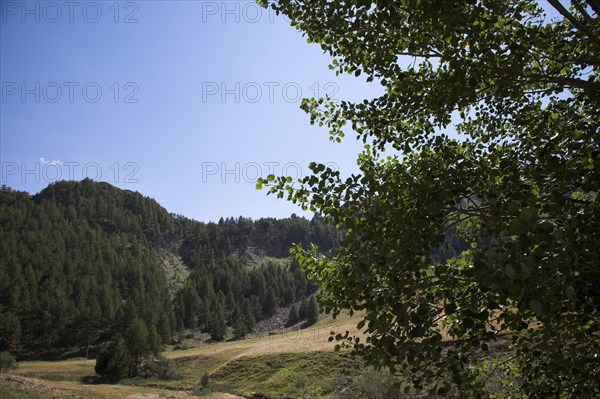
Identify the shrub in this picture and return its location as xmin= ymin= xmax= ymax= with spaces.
xmin=140 ymin=356 xmax=184 ymax=380
xmin=294 ymin=373 xmax=314 ymax=399
xmin=334 ymin=368 xmax=398 ymax=399
xmin=476 ymin=358 xmax=526 ymax=399
xmin=332 ymin=367 xmax=451 ymax=399
xmin=0 ymin=351 xmax=17 ymax=372
xmin=192 ymin=372 xmax=211 ymax=395
xmin=201 ymin=371 xmax=210 ymax=388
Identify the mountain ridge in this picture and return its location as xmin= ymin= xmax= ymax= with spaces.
xmin=0 ymin=179 xmax=339 ymax=359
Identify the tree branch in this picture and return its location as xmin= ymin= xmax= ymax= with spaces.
xmin=584 ymin=0 xmax=600 ymax=16
xmin=396 ymin=52 xmax=442 ymax=59
xmin=572 ymin=1 xmax=596 ymax=26
xmin=524 ymin=73 xmax=600 ymax=91
xmin=547 ymin=0 xmax=600 ymax=47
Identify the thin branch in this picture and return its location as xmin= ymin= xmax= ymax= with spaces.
xmin=572 ymin=1 xmax=596 ymax=25
xmin=584 ymin=0 xmax=600 ymax=15
xmin=396 ymin=52 xmax=442 ymax=59
xmin=479 ymin=354 xmax=518 ymax=386
xmin=547 ymin=0 xmax=600 ymax=47
xmin=523 ymin=73 xmax=600 ymax=91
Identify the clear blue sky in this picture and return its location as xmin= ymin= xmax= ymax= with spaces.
xmin=0 ymin=0 xmax=382 ymax=221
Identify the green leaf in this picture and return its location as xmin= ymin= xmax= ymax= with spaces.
xmin=258 ymin=1 xmax=600 ymax=395
xmin=529 ymin=299 xmax=544 ymax=317
xmin=505 ymin=264 xmax=517 ymax=279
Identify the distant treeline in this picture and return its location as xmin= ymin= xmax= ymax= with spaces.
xmin=0 ymin=180 xmax=339 ymax=358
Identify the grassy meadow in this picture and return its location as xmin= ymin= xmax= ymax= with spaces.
xmin=0 ymin=313 xmax=366 ymax=399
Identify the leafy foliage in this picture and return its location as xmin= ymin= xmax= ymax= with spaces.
xmin=258 ymin=0 xmax=600 ymax=397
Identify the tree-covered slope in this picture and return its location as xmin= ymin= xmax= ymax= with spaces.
xmin=0 ymin=181 xmax=176 ymax=358
xmin=0 ymin=180 xmax=338 ymax=358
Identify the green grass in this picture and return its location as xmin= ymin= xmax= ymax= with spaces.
xmin=176 ymin=355 xmax=226 ymax=386
xmin=107 ymin=347 xmax=364 ymax=397
xmin=210 ymin=351 xmax=363 ymax=398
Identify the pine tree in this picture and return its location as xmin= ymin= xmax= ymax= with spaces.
xmin=125 ymin=318 xmax=149 ymax=376
xmin=0 ymin=181 xmax=327 ymax=355
xmin=208 ymin=304 xmax=227 ymax=341
xmin=306 ymin=296 xmax=319 ymax=325
xmin=0 ymin=308 xmax=21 ymax=352
xmin=157 ymin=312 xmax=172 ymax=343
xmin=232 ymin=318 xmax=247 ymax=339
xmin=298 ymin=298 xmax=307 ymax=320
xmin=95 ymin=334 xmax=131 ymax=382
xmin=199 ymin=299 xmax=211 ymax=331
xmin=147 ymin=326 xmax=162 ymax=357
xmin=181 ymin=285 xmax=200 ymax=329
xmin=262 ymin=287 xmax=278 ymax=317
xmin=287 ymin=304 xmax=300 ymax=326
xmin=242 ymin=300 xmax=256 ymax=332
xmin=226 ymin=292 xmax=237 ymax=324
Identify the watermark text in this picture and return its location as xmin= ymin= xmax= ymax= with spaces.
xmin=201 ymin=161 xmax=339 ymax=183
xmin=1 ymin=1 xmax=139 ymax=23
xmin=2 ymin=160 xmax=140 ymax=184
xmin=2 ymin=82 xmax=140 ymax=103
xmin=200 ymin=1 xmax=288 ymax=24
xmin=201 ymin=81 xmax=339 ymax=104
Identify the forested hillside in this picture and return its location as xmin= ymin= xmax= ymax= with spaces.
xmin=0 ymin=180 xmax=339 ymax=359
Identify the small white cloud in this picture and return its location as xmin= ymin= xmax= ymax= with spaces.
xmin=40 ymin=157 xmax=63 ymax=166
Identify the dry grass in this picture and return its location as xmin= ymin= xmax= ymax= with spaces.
xmin=169 ymin=311 xmax=364 ymax=362
xmin=5 ymin=313 xmax=365 ymax=398
xmin=0 ymin=374 xmax=198 ymax=399
xmin=13 ymin=358 xmax=96 ymax=381
xmin=200 ymin=394 xmax=244 ymax=399
xmin=160 ymin=312 xmax=365 ymax=392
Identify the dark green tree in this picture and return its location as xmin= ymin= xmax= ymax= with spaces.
xmin=298 ymin=298 xmax=307 ymax=321
xmin=262 ymin=287 xmax=278 ymax=317
xmin=180 ymin=285 xmax=201 ymax=329
xmin=1 ymin=180 xmax=324 ymax=357
xmin=125 ymin=318 xmax=149 ymax=376
xmin=287 ymin=304 xmax=300 ymax=325
xmin=242 ymin=300 xmax=256 ymax=332
xmin=0 ymin=308 xmax=21 ymax=352
xmin=147 ymin=326 xmax=163 ymax=357
xmin=305 ymin=296 xmax=319 ymax=325
xmin=232 ymin=317 xmax=247 ymax=339
xmin=258 ymin=0 xmax=600 ymax=397
xmin=94 ymin=335 xmax=131 ymax=382
xmin=0 ymin=181 xmax=177 ymax=355
xmin=208 ymin=304 xmax=227 ymax=341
